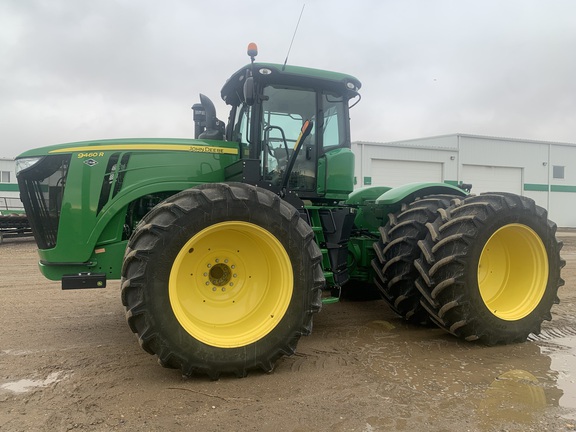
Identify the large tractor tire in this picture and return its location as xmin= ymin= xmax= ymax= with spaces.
xmin=121 ymin=183 xmax=324 ymax=379
xmin=371 ymin=195 xmax=462 ymax=324
xmin=414 ymin=193 xmax=565 ymax=344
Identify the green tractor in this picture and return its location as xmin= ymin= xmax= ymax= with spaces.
xmin=16 ymin=44 xmax=564 ymax=378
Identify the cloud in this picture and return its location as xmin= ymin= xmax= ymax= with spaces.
xmin=1 ymin=0 xmax=576 ymax=158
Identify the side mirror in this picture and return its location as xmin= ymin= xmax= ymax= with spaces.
xmin=243 ymin=76 xmax=255 ymax=106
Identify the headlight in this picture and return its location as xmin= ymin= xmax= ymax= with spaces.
xmin=15 ymin=157 xmax=43 ymax=175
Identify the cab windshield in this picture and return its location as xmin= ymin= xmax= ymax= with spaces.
xmin=231 ymin=84 xmax=348 ymax=192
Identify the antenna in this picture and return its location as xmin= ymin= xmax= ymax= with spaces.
xmin=282 ymin=4 xmax=305 ymax=71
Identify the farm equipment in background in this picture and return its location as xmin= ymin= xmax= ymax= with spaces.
xmin=0 ymin=214 xmax=33 ymax=244
xmin=16 ymin=44 xmax=564 ymax=378
xmin=0 ymin=196 xmax=33 ymax=244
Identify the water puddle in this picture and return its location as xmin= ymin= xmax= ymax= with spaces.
xmin=477 ymin=369 xmax=550 ymax=425
xmin=537 ymin=331 xmax=576 ymax=420
xmin=0 ymin=371 xmax=68 ymax=394
xmin=349 ymin=320 xmax=576 ymax=427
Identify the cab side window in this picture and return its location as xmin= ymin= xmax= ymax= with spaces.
xmin=322 ymin=94 xmax=346 ymax=150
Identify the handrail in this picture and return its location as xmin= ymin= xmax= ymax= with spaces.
xmin=0 ymin=196 xmax=25 ymax=212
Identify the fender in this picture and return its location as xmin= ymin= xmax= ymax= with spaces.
xmin=345 ymin=186 xmax=392 ymax=205
xmin=375 ymin=182 xmax=468 ymax=205
xmin=347 ymin=183 xmax=467 ymax=232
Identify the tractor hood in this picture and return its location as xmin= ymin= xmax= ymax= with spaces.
xmin=16 ymin=137 xmax=239 ymax=159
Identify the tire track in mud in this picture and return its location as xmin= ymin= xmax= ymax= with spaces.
xmin=528 ymin=325 xmax=576 ymax=342
xmin=283 ymin=349 xmax=354 ymax=373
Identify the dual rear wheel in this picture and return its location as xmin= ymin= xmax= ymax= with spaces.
xmin=373 ymin=193 xmax=564 ymax=344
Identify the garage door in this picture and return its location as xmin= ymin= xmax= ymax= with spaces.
xmin=461 ymin=165 xmax=522 ymax=195
xmin=370 ymin=159 xmax=443 ymax=188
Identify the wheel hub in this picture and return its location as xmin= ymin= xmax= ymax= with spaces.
xmin=169 ymin=221 xmax=293 ymax=348
xmin=205 ymin=260 xmax=236 ymax=292
xmin=208 ymin=262 xmax=231 ymax=286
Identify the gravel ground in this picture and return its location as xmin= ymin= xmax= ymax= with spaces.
xmin=1 ymin=233 xmax=576 ymax=432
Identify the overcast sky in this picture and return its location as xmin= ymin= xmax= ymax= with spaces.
xmin=1 ymin=0 xmax=575 ymax=158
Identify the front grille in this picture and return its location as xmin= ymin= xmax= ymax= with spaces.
xmin=17 ymin=154 xmax=71 ymax=249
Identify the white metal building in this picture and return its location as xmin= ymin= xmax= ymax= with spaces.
xmin=352 ymin=134 xmax=576 ymax=228
xmin=0 ymin=158 xmax=22 ymax=214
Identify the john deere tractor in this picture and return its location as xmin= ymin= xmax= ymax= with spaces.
xmin=16 ymin=44 xmax=564 ymax=378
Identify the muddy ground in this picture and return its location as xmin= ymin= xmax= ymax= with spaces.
xmin=1 ymin=233 xmax=576 ymax=432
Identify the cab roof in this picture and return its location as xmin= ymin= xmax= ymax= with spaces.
xmin=221 ymin=62 xmax=362 ymax=106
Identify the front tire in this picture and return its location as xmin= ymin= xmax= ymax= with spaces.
xmin=414 ymin=193 xmax=565 ymax=344
xmin=121 ymin=183 xmax=324 ymax=378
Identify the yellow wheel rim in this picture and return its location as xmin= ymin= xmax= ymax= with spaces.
xmin=169 ymin=221 xmax=293 ymax=348
xmin=478 ymin=223 xmax=548 ymax=321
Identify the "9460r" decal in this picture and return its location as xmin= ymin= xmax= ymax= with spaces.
xmin=77 ymin=152 xmax=105 ymax=158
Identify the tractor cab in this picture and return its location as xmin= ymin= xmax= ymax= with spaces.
xmin=195 ymin=44 xmax=362 ymax=202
